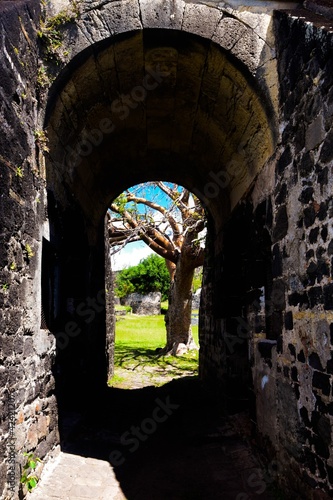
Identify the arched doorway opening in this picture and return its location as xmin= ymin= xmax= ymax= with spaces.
xmin=42 ymin=27 xmax=277 ymax=414
xmin=108 ymin=180 xmax=206 ymax=389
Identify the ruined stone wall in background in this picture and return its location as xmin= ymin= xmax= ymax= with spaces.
xmin=0 ymin=2 xmax=59 ymax=497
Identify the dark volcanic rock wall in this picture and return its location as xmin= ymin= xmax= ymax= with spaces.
xmin=200 ymin=7 xmax=333 ymax=498
xmin=2 ymin=0 xmax=333 ymax=498
xmin=0 ymin=1 xmax=59 ymax=498
xmin=272 ymin=9 xmax=333 ymax=496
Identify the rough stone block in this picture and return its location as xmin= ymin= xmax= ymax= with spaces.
xmin=182 ymin=4 xmax=222 ymax=40
xmin=312 ymin=434 xmax=330 ymax=459
xmin=277 ymin=145 xmax=292 ymax=175
xmin=139 ymin=0 xmax=184 ymax=30
xmin=285 ymin=311 xmax=294 ymax=331
xmin=33 ymin=330 xmax=54 ymax=356
xmin=212 ymin=17 xmax=247 ymax=52
xmin=123 ymin=292 xmax=161 ymax=315
xmin=306 ymin=113 xmax=325 ymax=152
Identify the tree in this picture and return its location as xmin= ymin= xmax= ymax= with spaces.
xmin=108 ymin=182 xmax=206 ymax=355
xmin=115 ymin=254 xmax=170 ymax=300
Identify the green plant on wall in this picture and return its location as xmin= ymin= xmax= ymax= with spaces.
xmin=16 ymin=166 xmax=24 ymax=178
xmin=20 ymin=452 xmax=42 ymax=492
xmin=25 ymin=244 xmax=34 ymax=259
xmin=37 ymin=65 xmax=51 ymax=88
xmin=34 ymin=129 xmax=49 ymax=152
xmin=38 ymin=6 xmax=79 ymax=64
xmin=1 ymin=283 xmax=9 ymax=292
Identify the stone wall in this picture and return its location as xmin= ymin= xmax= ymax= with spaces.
xmin=122 ymin=292 xmax=161 ymax=315
xmin=272 ymin=9 xmax=333 ymax=495
xmin=2 ymin=0 xmax=333 ymax=498
xmin=0 ymin=1 xmax=59 ymax=498
xmin=200 ymin=6 xmax=333 ymax=497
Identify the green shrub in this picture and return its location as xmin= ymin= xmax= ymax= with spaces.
xmin=115 ymin=254 xmax=170 ymax=300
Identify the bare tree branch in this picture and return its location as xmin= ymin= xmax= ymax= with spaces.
xmin=126 ymin=194 xmax=182 ymax=238
xmin=109 ymin=202 xmax=177 ymax=263
xmin=108 ymin=182 xmax=206 ymax=269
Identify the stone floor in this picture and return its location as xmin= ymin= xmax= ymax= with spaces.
xmin=29 ymin=378 xmax=283 ymax=500
xmin=28 ymin=452 xmax=126 ymax=500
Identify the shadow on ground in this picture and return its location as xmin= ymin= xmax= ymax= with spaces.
xmin=111 ymin=347 xmax=198 ymax=388
xmin=59 ymin=377 xmax=283 ymax=499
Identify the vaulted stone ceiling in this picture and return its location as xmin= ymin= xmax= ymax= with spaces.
xmin=46 ymin=29 xmax=276 ymax=231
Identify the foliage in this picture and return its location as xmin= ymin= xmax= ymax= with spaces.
xmin=16 ymin=166 xmax=23 ymax=178
xmin=108 ymin=182 xmax=206 ymax=275
xmin=37 ymin=65 xmax=51 ymax=88
xmin=38 ymin=6 xmax=79 ymax=64
xmin=20 ymin=452 xmax=42 ymax=492
xmin=115 ymin=254 xmax=170 ymax=300
xmin=25 ymin=244 xmax=34 ymax=259
xmin=161 ymin=300 xmax=168 ymax=314
xmin=34 ymin=130 xmax=49 ymax=152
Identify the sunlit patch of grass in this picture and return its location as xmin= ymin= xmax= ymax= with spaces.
xmin=108 ymin=314 xmax=199 ymax=389
xmin=115 ymin=314 xmax=167 ymax=348
xmin=109 ymin=373 xmax=126 ymax=385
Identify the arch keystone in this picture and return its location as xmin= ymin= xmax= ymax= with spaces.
xmin=139 ymin=0 xmax=185 ymax=30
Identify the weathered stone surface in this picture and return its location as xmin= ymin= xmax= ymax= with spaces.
xmin=273 ymin=205 xmax=288 ymax=242
xmin=306 ymin=113 xmax=326 ymax=152
xmin=0 ymin=1 xmax=59 ymax=496
xmin=182 ymin=3 xmax=222 ymax=39
xmin=139 ymin=0 xmax=185 ymax=30
xmin=123 ymin=292 xmax=161 ymax=315
xmin=2 ymin=1 xmax=333 ymax=499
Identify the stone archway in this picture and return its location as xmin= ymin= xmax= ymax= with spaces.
xmin=43 ymin=15 xmax=277 ymax=408
xmin=4 ymin=1 xmax=333 ymax=496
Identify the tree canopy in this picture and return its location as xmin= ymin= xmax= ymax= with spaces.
xmin=115 ymin=254 xmax=170 ymax=300
xmin=108 ymin=182 xmax=206 ymax=279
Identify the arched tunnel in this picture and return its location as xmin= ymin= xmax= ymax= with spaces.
xmin=3 ymin=0 xmax=333 ymax=497
xmin=44 ymin=27 xmax=277 ymax=410
xmin=38 ymin=25 xmax=280 ymax=497
xmin=46 ymin=28 xmax=276 ymax=224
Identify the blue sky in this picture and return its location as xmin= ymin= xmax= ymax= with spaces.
xmin=111 ymin=240 xmax=154 ymax=271
xmin=109 ymin=182 xmax=176 ymax=270
xmin=109 ymin=182 xmax=196 ymax=270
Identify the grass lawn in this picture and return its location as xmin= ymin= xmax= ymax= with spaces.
xmin=109 ymin=314 xmax=199 ymax=389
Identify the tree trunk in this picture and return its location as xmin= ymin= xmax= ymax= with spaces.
xmin=163 ymin=254 xmax=197 ymax=355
